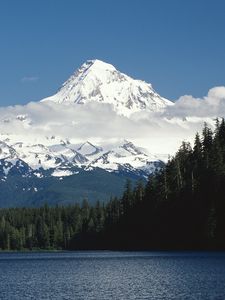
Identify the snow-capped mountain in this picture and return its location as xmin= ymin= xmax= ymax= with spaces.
xmin=0 ymin=59 xmax=171 ymax=176
xmin=0 ymin=59 xmax=174 ymax=206
xmin=0 ymin=136 xmax=164 ymax=207
xmin=41 ymin=59 xmax=173 ymax=116
xmin=0 ymin=137 xmax=163 ymax=179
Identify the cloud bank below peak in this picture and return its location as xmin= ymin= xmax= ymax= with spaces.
xmin=0 ymin=86 xmax=224 ymax=155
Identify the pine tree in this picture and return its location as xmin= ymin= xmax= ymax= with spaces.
xmin=121 ymin=180 xmax=133 ymax=213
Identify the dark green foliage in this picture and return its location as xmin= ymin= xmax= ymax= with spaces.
xmin=103 ymin=120 xmax=225 ymax=250
xmin=115 ymin=119 xmax=225 ymax=250
xmin=0 ymin=203 xmax=102 ymax=250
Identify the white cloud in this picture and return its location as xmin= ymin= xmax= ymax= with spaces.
xmin=0 ymin=86 xmax=225 ymax=156
xmin=21 ymin=76 xmax=39 ymax=83
xmin=164 ymin=86 xmax=225 ymax=119
xmin=207 ymin=86 xmax=225 ymax=100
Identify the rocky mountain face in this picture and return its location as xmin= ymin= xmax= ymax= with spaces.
xmin=0 ymin=59 xmax=172 ymax=207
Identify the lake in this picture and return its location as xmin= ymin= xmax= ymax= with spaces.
xmin=0 ymin=251 xmax=225 ymax=299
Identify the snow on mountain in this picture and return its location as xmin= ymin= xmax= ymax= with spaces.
xmin=89 ymin=140 xmax=162 ymax=174
xmin=0 ymin=136 xmax=163 ymax=179
xmin=41 ymin=59 xmax=173 ymax=116
xmin=0 ymin=59 xmax=174 ymax=182
xmin=76 ymin=141 xmax=103 ymax=157
xmin=0 ymin=141 xmax=18 ymax=160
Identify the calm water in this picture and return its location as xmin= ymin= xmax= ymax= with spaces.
xmin=0 ymin=251 xmax=225 ymax=300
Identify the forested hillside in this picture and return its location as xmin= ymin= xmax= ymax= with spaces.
xmin=0 ymin=120 xmax=225 ymax=250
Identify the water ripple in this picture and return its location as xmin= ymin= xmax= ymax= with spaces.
xmin=0 ymin=251 xmax=224 ymax=300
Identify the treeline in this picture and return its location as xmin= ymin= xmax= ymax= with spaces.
xmin=0 ymin=120 xmax=225 ymax=250
xmin=0 ymin=183 xmax=144 ymax=250
xmin=0 ymin=201 xmax=105 ymax=250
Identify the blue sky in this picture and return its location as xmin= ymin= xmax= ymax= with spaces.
xmin=0 ymin=0 xmax=225 ymax=106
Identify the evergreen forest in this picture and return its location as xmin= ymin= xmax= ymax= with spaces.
xmin=1 ymin=120 xmax=225 ymax=250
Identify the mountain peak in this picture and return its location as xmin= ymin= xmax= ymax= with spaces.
xmin=41 ymin=59 xmax=173 ymax=116
xmin=82 ymin=59 xmax=116 ymax=71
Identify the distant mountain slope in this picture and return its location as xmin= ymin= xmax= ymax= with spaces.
xmin=0 ymin=167 xmax=147 ymax=208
